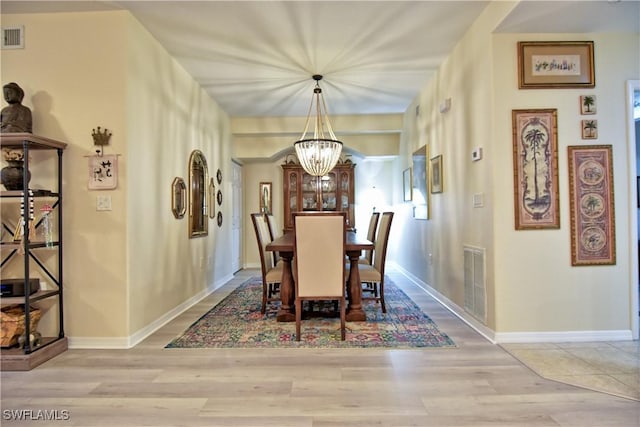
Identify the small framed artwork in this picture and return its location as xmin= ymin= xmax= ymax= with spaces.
xmin=580 ymin=95 xmax=596 ymax=114
xmin=517 ymin=41 xmax=595 ymax=89
xmin=581 ymin=120 xmax=598 ymax=139
xmin=512 ymin=109 xmax=560 ymax=230
xmin=259 ymin=182 xmax=272 ymax=214
xmin=207 ymin=177 xmax=216 ymax=219
xmin=430 ymin=155 xmax=443 ymax=194
xmin=88 ymin=154 xmax=119 ymax=190
xmin=403 ymin=168 xmax=412 ymax=201
xmin=171 ymin=177 xmax=187 ymax=219
xmin=568 ymin=145 xmax=615 ymax=266
xmin=412 ymin=144 xmax=429 ymax=220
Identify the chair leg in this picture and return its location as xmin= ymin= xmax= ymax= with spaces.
xmin=261 ymin=282 xmax=267 ymax=314
xmin=380 ymin=280 xmax=386 ymax=313
xmin=340 ymin=297 xmax=346 ymax=341
xmin=295 ymin=299 xmax=302 ymax=341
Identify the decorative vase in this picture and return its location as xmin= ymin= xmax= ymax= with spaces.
xmin=1 ymin=160 xmax=30 ymax=191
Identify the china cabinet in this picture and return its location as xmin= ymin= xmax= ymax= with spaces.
xmin=0 ymin=133 xmax=68 ymax=370
xmin=282 ymin=160 xmax=355 ymax=231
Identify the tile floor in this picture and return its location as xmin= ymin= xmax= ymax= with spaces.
xmin=501 ymin=341 xmax=639 ymax=402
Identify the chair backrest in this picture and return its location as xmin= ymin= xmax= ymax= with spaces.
xmin=372 ymin=212 xmax=394 ymax=274
xmin=362 ymin=212 xmax=380 ymax=264
xmin=266 ymin=214 xmax=281 ymax=264
xmin=293 ymin=212 xmax=346 ymax=298
xmin=250 ymin=213 xmax=275 ymax=274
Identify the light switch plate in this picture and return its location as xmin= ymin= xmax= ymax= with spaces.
xmin=96 ymin=195 xmax=112 ymax=211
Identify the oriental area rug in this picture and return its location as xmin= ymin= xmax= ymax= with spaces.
xmin=166 ymin=277 xmax=456 ymax=349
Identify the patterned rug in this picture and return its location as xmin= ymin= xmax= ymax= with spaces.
xmin=166 ymin=277 xmax=456 ymax=348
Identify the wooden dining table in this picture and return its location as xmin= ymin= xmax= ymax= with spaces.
xmin=265 ymin=230 xmax=374 ymax=322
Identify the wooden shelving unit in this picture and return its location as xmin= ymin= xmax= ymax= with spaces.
xmin=0 ymin=133 xmax=68 ymax=370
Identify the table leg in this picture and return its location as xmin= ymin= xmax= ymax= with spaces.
xmin=276 ymin=251 xmax=295 ymax=322
xmin=346 ymin=250 xmax=366 ymax=321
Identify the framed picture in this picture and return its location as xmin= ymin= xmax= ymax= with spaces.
xmin=259 ymin=182 xmax=272 ymax=214
xmin=403 ymin=168 xmax=412 ymax=201
xmin=430 ymin=155 xmax=443 ymax=194
xmin=637 ymin=177 xmax=640 ymax=208
xmin=512 ymin=109 xmax=560 ymax=230
xmin=171 ymin=177 xmax=187 ymax=219
xmin=88 ymin=154 xmax=118 ymax=190
xmin=517 ymin=41 xmax=595 ymax=89
xmin=580 ymin=95 xmax=596 ymax=115
xmin=568 ymin=145 xmax=616 ymax=266
xmin=412 ymin=144 xmax=429 ymax=220
xmin=208 ymin=177 xmax=216 ymax=219
xmin=581 ymin=119 xmax=598 ymax=139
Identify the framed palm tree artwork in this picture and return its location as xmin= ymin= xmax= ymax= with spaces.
xmin=581 ymin=119 xmax=598 ymax=139
xmin=580 ymin=95 xmax=596 ymax=115
xmin=511 ymin=109 xmax=560 ymax=230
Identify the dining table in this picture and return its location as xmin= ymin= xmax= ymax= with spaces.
xmin=265 ymin=230 xmax=374 ymax=322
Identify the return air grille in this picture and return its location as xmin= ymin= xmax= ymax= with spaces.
xmin=463 ymin=245 xmax=486 ymax=324
xmin=2 ymin=26 xmax=24 ymax=49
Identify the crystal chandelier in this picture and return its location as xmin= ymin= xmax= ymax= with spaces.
xmin=294 ymin=75 xmax=343 ymax=176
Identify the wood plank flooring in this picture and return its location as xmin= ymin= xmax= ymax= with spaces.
xmin=1 ymin=268 xmax=638 ymax=426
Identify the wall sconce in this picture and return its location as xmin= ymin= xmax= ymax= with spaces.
xmin=91 ymin=126 xmax=112 ymax=156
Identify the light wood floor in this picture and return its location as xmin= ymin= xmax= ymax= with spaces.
xmin=1 ymin=268 xmax=639 ymax=426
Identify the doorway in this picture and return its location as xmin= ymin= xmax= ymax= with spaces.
xmin=231 ymin=161 xmax=243 ymax=273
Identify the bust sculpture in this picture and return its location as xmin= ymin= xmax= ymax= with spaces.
xmin=0 ymin=82 xmax=32 ymax=133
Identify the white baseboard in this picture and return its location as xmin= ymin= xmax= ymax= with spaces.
xmin=68 ymin=273 xmax=234 ymax=349
xmin=494 ymin=330 xmax=633 ymax=343
xmin=391 ymin=262 xmax=633 ymax=344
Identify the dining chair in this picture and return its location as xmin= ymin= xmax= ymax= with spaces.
xmin=359 ymin=211 xmax=380 ymax=265
xmin=293 ymin=211 xmax=346 ymax=341
xmin=250 ymin=212 xmax=282 ymax=314
xmin=357 ymin=211 xmax=394 ymax=313
xmin=266 ymin=213 xmax=282 ymax=266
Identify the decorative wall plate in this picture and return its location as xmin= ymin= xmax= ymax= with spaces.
xmin=216 ymin=169 xmax=222 ymax=184
xmin=217 ymin=189 xmax=223 ymax=206
xmin=217 ymin=211 xmax=223 ymax=227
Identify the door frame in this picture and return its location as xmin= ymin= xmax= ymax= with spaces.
xmin=626 ymin=80 xmax=639 ymax=339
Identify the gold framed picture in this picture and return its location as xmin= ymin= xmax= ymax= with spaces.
xmin=517 ymin=41 xmax=595 ymax=89
xmin=430 ymin=155 xmax=443 ymax=194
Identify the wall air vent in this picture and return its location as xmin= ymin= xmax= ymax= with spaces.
xmin=2 ymin=26 xmax=24 ymax=49
xmin=463 ymin=245 xmax=487 ymax=325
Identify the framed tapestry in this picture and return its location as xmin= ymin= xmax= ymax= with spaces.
xmin=517 ymin=41 xmax=595 ymax=89
xmin=259 ymin=182 xmax=272 ymax=214
xmin=568 ymin=145 xmax=616 ymax=266
xmin=512 ymin=109 xmax=560 ymax=230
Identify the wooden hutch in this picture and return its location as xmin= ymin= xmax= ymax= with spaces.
xmin=282 ymin=159 xmax=356 ymax=231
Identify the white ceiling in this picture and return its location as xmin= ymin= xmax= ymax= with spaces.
xmin=2 ymin=1 xmax=638 ymax=118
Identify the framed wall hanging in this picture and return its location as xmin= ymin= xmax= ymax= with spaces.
xmin=580 ymin=95 xmax=596 ymax=115
xmin=517 ymin=41 xmax=595 ymax=89
xmin=581 ymin=120 xmax=598 ymax=139
xmin=430 ymin=155 xmax=443 ymax=194
xmin=88 ymin=154 xmax=118 ymax=190
xmin=568 ymin=145 xmax=616 ymax=266
xmin=512 ymin=109 xmax=560 ymax=230
xmin=259 ymin=182 xmax=272 ymax=214
xmin=171 ymin=177 xmax=187 ymax=219
xmin=208 ymin=177 xmax=216 ymax=219
xmin=188 ymin=150 xmax=208 ymax=238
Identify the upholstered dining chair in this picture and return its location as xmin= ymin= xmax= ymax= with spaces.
xmin=359 ymin=211 xmax=380 ymax=265
xmin=250 ymin=213 xmax=282 ymax=314
xmin=357 ymin=211 xmax=394 ymax=313
xmin=293 ymin=211 xmax=347 ymax=341
xmin=266 ymin=213 xmax=282 ymax=266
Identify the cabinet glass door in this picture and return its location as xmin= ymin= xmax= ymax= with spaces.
xmin=302 ymin=174 xmax=317 ymax=211
xmin=320 ymin=172 xmax=337 ymax=210
xmin=288 ymin=172 xmax=298 ymax=212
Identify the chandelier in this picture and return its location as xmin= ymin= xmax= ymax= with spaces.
xmin=294 ymin=75 xmax=343 ymax=176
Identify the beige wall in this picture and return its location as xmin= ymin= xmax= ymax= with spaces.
xmin=1 ymin=11 xmax=233 ymax=346
xmin=393 ymin=0 xmax=639 ymax=340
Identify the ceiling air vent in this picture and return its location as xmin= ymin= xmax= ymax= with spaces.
xmin=2 ymin=26 xmax=24 ymax=49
